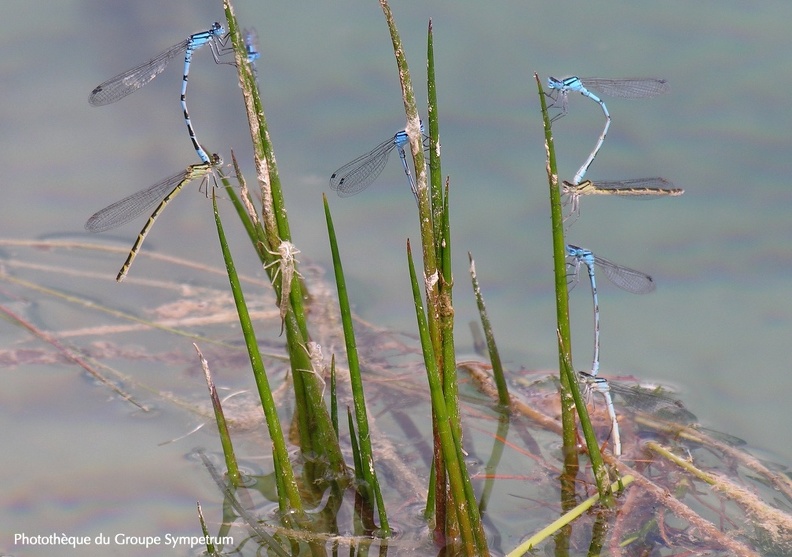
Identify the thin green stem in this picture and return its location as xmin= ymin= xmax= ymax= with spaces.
xmin=427 ymin=19 xmax=444 ymax=249
xmin=557 ymin=331 xmax=613 ymax=505
xmin=468 ymin=252 xmax=509 ymax=406
xmin=407 ymin=240 xmax=487 ymax=555
xmin=194 ymin=343 xmax=241 ymax=487
xmin=534 ymin=72 xmax=579 ymax=468
xmin=536 ymin=73 xmax=613 ymax=501
xmin=223 ymin=3 xmax=343 ymax=476
xmin=323 ymin=194 xmax=389 ymax=534
xmin=378 ymin=1 xmax=441 ymax=360
xmin=429 ymin=24 xmax=461 ymax=469
xmin=211 ymin=191 xmax=303 ymax=517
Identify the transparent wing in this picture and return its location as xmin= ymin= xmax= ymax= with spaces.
xmin=580 ymin=78 xmax=670 ymax=99
xmin=594 ymin=254 xmax=656 ymax=294
xmin=88 ymin=40 xmax=188 ymax=106
xmin=329 ymin=136 xmax=396 ymax=197
xmin=606 ymin=381 xmax=697 ymax=424
xmin=85 ymin=168 xmax=194 ymax=232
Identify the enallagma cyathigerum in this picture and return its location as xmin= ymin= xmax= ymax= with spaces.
xmin=330 ymin=123 xmax=427 ymax=199
xmin=85 ymin=154 xmax=223 ymax=282
xmin=562 ymin=177 xmax=684 ymax=217
xmin=89 ymin=23 xmax=229 ymax=164
xmin=243 ymin=28 xmax=260 ymax=76
xmin=547 ymin=77 xmax=670 ymax=185
xmin=566 ymin=243 xmax=656 ymax=377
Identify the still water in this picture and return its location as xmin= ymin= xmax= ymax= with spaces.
xmin=2 ymin=0 xmax=791 ymax=554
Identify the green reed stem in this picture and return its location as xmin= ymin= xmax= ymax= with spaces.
xmin=211 ymin=190 xmax=303 ymax=517
xmin=427 ymin=19 xmax=444 ymax=250
xmin=536 ymin=73 xmax=613 ymax=501
xmin=195 ymin=502 xmax=215 ymax=556
xmin=222 ymin=0 xmax=288 ymax=244
xmin=533 ymin=73 xmax=577 ymax=456
xmin=468 ymin=252 xmax=509 ymax=407
xmin=377 ymin=0 xmax=441 ymax=358
xmin=323 ymin=194 xmax=389 ymax=533
xmin=428 ymin=21 xmax=462 ymax=472
xmin=557 ymin=331 xmax=613 ymax=504
xmin=379 ymin=4 xmax=472 ymax=541
xmin=330 ymin=355 xmax=338 ymax=439
xmin=194 ymin=343 xmax=241 ymax=487
xmin=407 ymin=239 xmax=487 ymax=555
xmin=223 ymin=3 xmax=345 ymax=477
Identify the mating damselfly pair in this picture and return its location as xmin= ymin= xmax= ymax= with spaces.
xmin=547 ymin=77 xmax=669 ymax=185
xmin=565 ymin=243 xmax=657 ymax=456
xmin=547 ymin=77 xmax=684 ymax=223
xmin=85 ymin=23 xmax=260 ymax=281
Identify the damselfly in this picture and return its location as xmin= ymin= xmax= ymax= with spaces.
xmin=562 ymin=177 xmax=684 ymax=217
xmin=89 ymin=23 xmax=230 ymax=164
xmin=547 ymin=76 xmax=670 ymax=184
xmin=566 ymin=243 xmax=655 ymax=377
xmin=85 ymin=154 xmax=223 ymax=281
xmin=330 ymin=123 xmax=427 ymax=199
